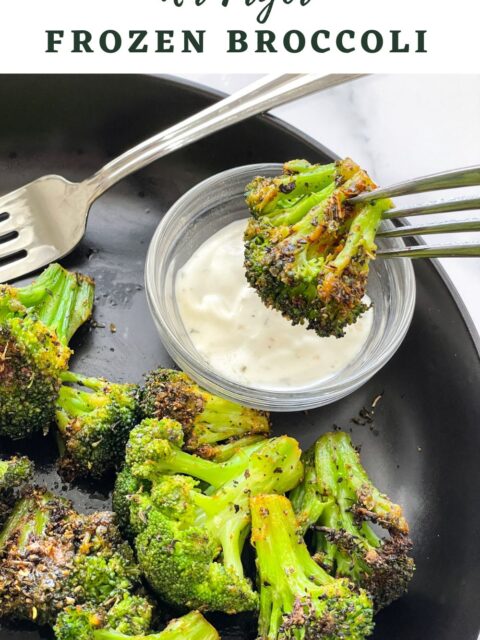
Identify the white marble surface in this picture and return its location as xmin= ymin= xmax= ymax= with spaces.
xmin=179 ymin=74 xmax=480 ymax=340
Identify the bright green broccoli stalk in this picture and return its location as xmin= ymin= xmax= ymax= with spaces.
xmin=54 ymin=608 xmax=219 ymax=640
xmin=139 ymin=368 xmax=270 ymax=458
xmin=0 ymin=455 xmax=33 ymax=526
xmin=0 ymin=488 xmax=151 ymax=628
xmin=55 ymin=371 xmax=139 ymax=480
xmin=0 ymin=263 xmax=95 ymax=439
xmin=290 ymin=431 xmax=415 ymax=610
xmin=125 ymin=433 xmax=303 ymax=613
xmin=125 ymin=417 xmax=266 ymax=489
xmin=244 ymin=158 xmax=393 ymax=338
xmin=251 ymin=494 xmax=374 ymax=640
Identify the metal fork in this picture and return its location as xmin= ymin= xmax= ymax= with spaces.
xmin=0 ymin=73 xmax=363 ymax=283
xmin=349 ymin=166 xmax=480 ymax=258
xmin=1 ymin=74 xmax=479 ymax=282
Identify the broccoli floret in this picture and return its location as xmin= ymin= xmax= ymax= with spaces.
xmin=113 ymin=416 xmax=187 ymax=539
xmin=290 ymin=431 xmax=415 ymax=610
xmin=0 ymin=455 xmax=33 ymax=491
xmin=55 ymin=371 xmax=139 ymax=480
xmin=54 ymin=595 xmax=153 ymax=640
xmin=139 ymin=368 xmax=270 ymax=456
xmin=127 ymin=435 xmax=303 ymax=613
xmin=0 ymin=488 xmax=150 ymax=628
xmin=0 ymin=263 xmax=95 ymax=439
xmin=244 ymin=158 xmax=393 ymax=338
xmin=113 ymin=466 xmax=149 ymax=541
xmin=251 ymin=494 xmax=374 ymax=640
xmin=0 ymin=455 xmax=33 ymax=526
xmin=125 ymin=417 xmax=266 ymax=489
xmin=54 ymin=608 xmax=219 ymax=640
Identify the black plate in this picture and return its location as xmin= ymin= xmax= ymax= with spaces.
xmin=0 ymin=75 xmax=479 ymax=640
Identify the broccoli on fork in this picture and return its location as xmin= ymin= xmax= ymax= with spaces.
xmin=139 ymin=367 xmax=270 ymax=458
xmin=244 ymin=158 xmax=393 ymax=338
xmin=55 ymin=371 xmax=139 ymax=480
xmin=251 ymin=494 xmax=374 ymax=639
xmin=120 ymin=425 xmax=304 ymax=613
xmin=290 ymin=431 xmax=415 ymax=610
xmin=0 ymin=263 xmax=95 ymax=438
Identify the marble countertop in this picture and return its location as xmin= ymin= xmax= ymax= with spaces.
xmin=179 ymin=74 xmax=480 ymax=342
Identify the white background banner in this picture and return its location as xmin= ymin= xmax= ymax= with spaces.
xmin=1 ymin=0 xmax=477 ymax=73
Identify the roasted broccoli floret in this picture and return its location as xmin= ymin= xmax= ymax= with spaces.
xmin=0 ymin=455 xmax=33 ymax=526
xmin=0 ymin=263 xmax=95 ymax=438
xmin=54 ymin=608 xmax=219 ymax=640
xmin=126 ymin=417 xmax=266 ymax=489
xmin=290 ymin=431 xmax=415 ymax=610
xmin=113 ymin=466 xmax=149 ymax=540
xmin=0 ymin=488 xmax=151 ymax=628
xmin=55 ymin=371 xmax=139 ymax=480
xmin=139 ymin=367 xmax=270 ymax=457
xmin=244 ymin=158 xmax=393 ymax=338
xmin=251 ymin=494 xmax=374 ymax=640
xmin=112 ymin=418 xmax=185 ymax=539
xmin=123 ymin=431 xmax=303 ymax=613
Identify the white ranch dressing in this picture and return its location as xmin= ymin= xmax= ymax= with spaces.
xmin=176 ymin=220 xmax=373 ymax=390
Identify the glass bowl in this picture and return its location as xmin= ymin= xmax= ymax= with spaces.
xmin=145 ymin=164 xmax=416 ymax=412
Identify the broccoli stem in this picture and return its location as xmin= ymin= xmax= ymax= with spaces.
xmin=262 ymin=163 xmax=336 ymax=215
xmin=205 ymin=434 xmax=268 ymax=462
xmin=251 ymin=495 xmax=335 ymax=640
xmin=317 ymin=432 xmax=407 ymax=532
xmin=148 ymin=441 xmax=264 ymax=490
xmin=59 ymin=371 xmax=108 ymax=390
xmin=16 ymin=264 xmax=94 ymax=345
xmin=327 ymin=200 xmax=385 ymax=274
xmin=268 ymin=182 xmax=336 ymax=227
xmin=93 ymin=611 xmax=219 ymax=640
xmin=252 ymin=494 xmax=333 ymax=587
xmin=0 ymin=492 xmax=52 ymax=551
xmin=56 ymin=383 xmax=108 ymax=420
xmin=193 ymin=395 xmax=267 ymax=446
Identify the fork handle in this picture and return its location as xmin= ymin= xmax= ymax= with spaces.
xmin=379 ymin=243 xmax=480 ymax=258
xmin=84 ymin=74 xmax=365 ymax=201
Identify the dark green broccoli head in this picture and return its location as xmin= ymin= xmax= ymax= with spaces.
xmin=290 ymin=431 xmax=415 ymax=610
xmin=128 ymin=435 xmax=303 ymax=613
xmin=244 ymin=158 xmax=392 ymax=338
xmin=55 ymin=371 xmax=139 ymax=480
xmin=54 ymin=608 xmax=219 ymax=640
xmin=251 ymin=494 xmax=374 ymax=640
xmin=0 ymin=488 xmax=146 ymax=627
xmin=0 ymin=264 xmax=95 ymax=439
xmin=139 ymin=368 xmax=270 ymax=457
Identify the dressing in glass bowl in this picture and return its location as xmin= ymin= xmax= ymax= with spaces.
xmin=176 ymin=219 xmax=373 ymax=390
